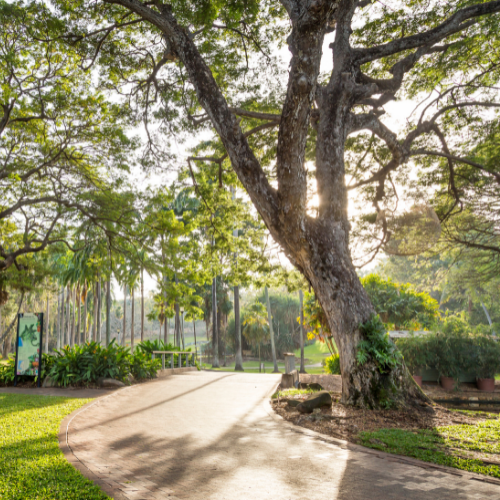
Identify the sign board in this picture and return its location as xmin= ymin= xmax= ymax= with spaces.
xmin=14 ymin=313 xmax=44 ymax=387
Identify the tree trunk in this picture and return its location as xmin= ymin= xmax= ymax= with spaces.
xmin=106 ymin=277 xmax=111 ymax=346
xmin=131 ymin=285 xmax=135 ymax=352
xmin=193 ymin=319 xmax=197 ymax=356
xmin=65 ymin=285 xmax=70 ymax=346
xmin=70 ymin=286 xmax=76 ymax=346
xmin=84 ymin=281 xmax=88 ymax=342
xmin=45 ymin=293 xmax=50 ymax=353
xmin=141 ymin=267 xmax=144 ymax=342
xmin=92 ymin=282 xmax=97 ymax=342
xmin=212 ymin=277 xmax=219 ymax=367
xmin=57 ymin=286 xmax=62 ymax=349
xmin=299 ymin=289 xmax=306 ymax=374
xmin=234 ymin=285 xmax=244 ymax=371
xmin=97 ymin=277 xmax=102 ymax=343
xmin=181 ymin=311 xmax=185 ymax=350
xmin=265 ymin=287 xmax=280 ymax=373
xmin=122 ymin=284 xmax=127 ymax=347
xmin=76 ymin=285 xmax=81 ymax=346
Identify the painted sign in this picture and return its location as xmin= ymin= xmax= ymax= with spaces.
xmin=15 ymin=313 xmax=43 ymax=378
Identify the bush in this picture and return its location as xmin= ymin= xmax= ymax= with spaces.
xmin=397 ymin=330 xmax=500 ymax=383
xmin=357 ymin=315 xmax=403 ymax=373
xmin=130 ymin=350 xmax=161 ymax=380
xmin=0 ymin=352 xmax=56 ymax=386
xmin=135 ymin=339 xmax=179 ymax=356
xmin=324 ymin=354 xmax=341 ymax=374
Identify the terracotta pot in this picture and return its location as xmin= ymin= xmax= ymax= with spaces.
xmin=477 ymin=378 xmax=495 ymax=392
xmin=413 ymin=375 xmax=423 ymax=388
xmin=440 ymin=376 xmax=455 ymax=391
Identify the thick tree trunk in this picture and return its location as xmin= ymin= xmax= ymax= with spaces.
xmin=299 ymin=290 xmax=306 ymax=374
xmin=265 ymin=287 xmax=280 ymax=373
xmin=234 ymin=285 xmax=244 ymax=371
xmin=122 ymin=284 xmax=127 ymax=347
xmin=212 ymin=277 xmax=219 ymax=367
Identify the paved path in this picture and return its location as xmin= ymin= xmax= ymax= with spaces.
xmin=62 ymin=371 xmax=500 ymax=500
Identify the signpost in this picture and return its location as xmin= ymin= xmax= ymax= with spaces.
xmin=14 ymin=313 xmax=44 ymax=388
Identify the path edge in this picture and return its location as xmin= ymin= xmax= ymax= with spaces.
xmin=58 ymin=386 xmax=133 ymax=500
xmin=263 ymin=385 xmax=500 ymax=488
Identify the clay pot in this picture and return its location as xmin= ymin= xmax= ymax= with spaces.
xmin=440 ymin=376 xmax=455 ymax=391
xmin=413 ymin=375 xmax=423 ymax=388
xmin=477 ymin=378 xmax=495 ymax=392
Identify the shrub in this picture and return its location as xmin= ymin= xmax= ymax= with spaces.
xmin=473 ymin=335 xmax=500 ymax=379
xmin=397 ymin=329 xmax=500 ymax=383
xmin=130 ymin=350 xmax=161 ymax=380
xmin=324 ymin=354 xmax=341 ymax=374
xmin=396 ymin=334 xmax=430 ymax=375
xmin=357 ymin=315 xmax=403 ymax=373
xmin=47 ymin=341 xmax=133 ymax=386
xmin=0 ymin=353 xmax=56 ymax=385
xmin=135 ymin=339 xmax=179 ymax=356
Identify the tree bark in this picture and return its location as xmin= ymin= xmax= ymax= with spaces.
xmin=65 ymin=285 xmax=70 ymax=346
xmin=76 ymin=285 xmax=81 ymax=345
xmin=131 ymin=285 xmax=135 ymax=352
xmin=57 ymin=286 xmax=62 ymax=349
xmin=265 ymin=287 xmax=280 ymax=373
xmin=299 ymin=290 xmax=306 ymax=374
xmin=70 ymin=286 xmax=76 ymax=346
xmin=97 ymin=277 xmax=102 ymax=343
xmin=212 ymin=277 xmax=219 ymax=367
xmin=92 ymin=282 xmax=97 ymax=342
xmin=234 ymin=285 xmax=244 ymax=371
xmin=141 ymin=266 xmax=144 ymax=342
xmin=106 ymin=277 xmax=111 ymax=346
xmin=45 ymin=293 xmax=49 ymax=353
xmin=84 ymin=282 xmax=88 ymax=342
xmin=122 ymin=284 xmax=127 ymax=347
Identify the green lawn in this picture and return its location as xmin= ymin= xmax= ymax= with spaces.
xmin=201 ymin=341 xmax=331 ymax=374
xmin=294 ymin=341 xmax=331 ymax=365
xmin=359 ymin=411 xmax=500 ymax=479
xmin=0 ymin=394 xmax=109 ymax=500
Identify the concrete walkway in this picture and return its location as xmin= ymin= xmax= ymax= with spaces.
xmin=61 ymin=371 xmax=500 ymax=500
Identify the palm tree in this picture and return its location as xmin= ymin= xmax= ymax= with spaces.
xmin=242 ymin=301 xmax=269 ymax=365
xmin=264 ymin=287 xmax=280 ymax=373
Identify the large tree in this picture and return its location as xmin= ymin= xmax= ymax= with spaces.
xmin=47 ymin=0 xmax=500 ymax=407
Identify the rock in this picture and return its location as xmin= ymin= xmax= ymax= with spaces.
xmin=97 ymin=378 xmax=125 ymax=388
xmin=126 ymin=373 xmax=136 ymax=384
xmin=286 ymin=399 xmax=301 ymax=408
xmin=42 ymin=376 xmax=58 ymax=388
xmin=297 ymin=391 xmax=332 ymax=414
xmin=299 ymin=382 xmax=324 ymax=391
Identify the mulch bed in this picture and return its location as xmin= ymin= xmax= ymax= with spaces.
xmin=272 ymin=394 xmax=494 ymax=443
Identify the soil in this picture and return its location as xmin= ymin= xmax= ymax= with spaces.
xmin=272 ymin=394 xmax=495 ymax=443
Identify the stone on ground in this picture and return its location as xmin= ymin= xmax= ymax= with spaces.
xmin=97 ymin=377 xmax=125 ymax=388
xmin=297 ymin=390 xmax=332 ymax=413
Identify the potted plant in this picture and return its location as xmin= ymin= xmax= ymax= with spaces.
xmin=430 ymin=331 xmax=471 ymax=391
xmin=473 ymin=335 xmax=500 ymax=392
xmin=397 ymin=335 xmax=428 ymax=387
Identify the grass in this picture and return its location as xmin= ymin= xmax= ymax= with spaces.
xmin=359 ymin=412 xmax=500 ymax=479
xmin=272 ymin=388 xmax=319 ymax=399
xmin=0 ymin=394 xmax=109 ymax=500
xmin=294 ymin=341 xmax=331 ymax=365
